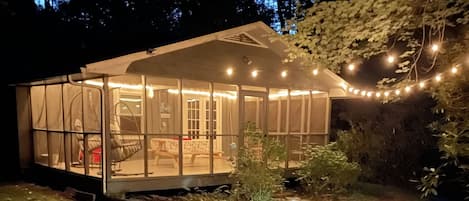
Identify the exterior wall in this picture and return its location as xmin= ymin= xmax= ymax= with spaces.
xmin=16 ymin=86 xmax=33 ymax=171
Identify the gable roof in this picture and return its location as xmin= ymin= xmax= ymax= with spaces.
xmin=84 ymin=21 xmax=350 ymax=97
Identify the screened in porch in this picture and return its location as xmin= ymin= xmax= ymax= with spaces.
xmin=29 ymin=74 xmax=329 ymax=179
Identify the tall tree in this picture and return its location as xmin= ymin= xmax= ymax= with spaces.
xmin=284 ymin=0 xmax=468 ymax=199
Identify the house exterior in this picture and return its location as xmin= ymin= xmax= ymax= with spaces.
xmin=14 ymin=21 xmax=350 ymax=196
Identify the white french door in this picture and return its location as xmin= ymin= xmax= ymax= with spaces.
xmin=182 ymin=95 xmax=222 ymax=151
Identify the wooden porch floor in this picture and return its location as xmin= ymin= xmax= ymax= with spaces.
xmin=52 ymin=157 xmax=301 ymax=178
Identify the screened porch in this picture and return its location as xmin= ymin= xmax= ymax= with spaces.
xmin=29 ymin=73 xmax=329 ymax=180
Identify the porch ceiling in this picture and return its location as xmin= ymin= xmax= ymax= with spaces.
xmin=128 ymin=40 xmax=333 ymax=91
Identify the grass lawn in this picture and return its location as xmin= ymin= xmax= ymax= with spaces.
xmin=0 ymin=183 xmax=72 ymax=201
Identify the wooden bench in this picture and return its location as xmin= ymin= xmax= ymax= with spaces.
xmin=150 ymin=138 xmax=222 ymax=168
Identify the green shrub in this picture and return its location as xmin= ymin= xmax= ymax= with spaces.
xmin=296 ymin=143 xmax=360 ymax=195
xmin=230 ymin=121 xmax=286 ymax=201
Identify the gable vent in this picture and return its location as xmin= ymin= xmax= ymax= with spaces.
xmin=220 ymin=32 xmax=267 ymax=48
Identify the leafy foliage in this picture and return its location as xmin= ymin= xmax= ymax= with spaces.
xmin=418 ymin=38 xmax=469 ymax=199
xmin=230 ymin=121 xmax=286 ymax=201
xmin=296 ymin=143 xmax=360 ymax=195
xmin=416 ymin=167 xmax=442 ymax=199
xmin=287 ymin=0 xmax=468 ymax=199
xmin=333 ymin=97 xmax=437 ymax=186
xmin=283 ymin=0 xmax=469 ymax=88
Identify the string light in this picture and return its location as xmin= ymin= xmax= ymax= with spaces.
xmin=431 ymin=44 xmax=439 ymax=52
xmin=419 ymin=81 xmax=425 ymax=89
xmin=387 ymin=55 xmax=396 ymax=64
xmin=226 ymin=67 xmax=233 ymax=76
xmin=405 ymin=86 xmax=411 ymax=93
xmin=451 ymin=66 xmax=458 ymax=74
xmin=348 ymin=64 xmax=355 ymax=71
xmin=340 ymin=83 xmax=348 ymax=90
xmin=435 ymin=74 xmax=442 ymax=82
xmin=281 ymin=70 xmax=288 ymax=78
xmin=312 ymin=68 xmax=319 ymax=76
xmin=251 ymin=70 xmax=258 ymax=78
xmin=335 ymin=61 xmax=463 ymax=101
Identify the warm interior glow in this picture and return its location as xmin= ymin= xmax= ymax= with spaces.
xmin=251 ymin=70 xmax=258 ymax=78
xmin=366 ymin=92 xmax=373 ymax=97
xmin=376 ymin=92 xmax=381 ymax=98
xmin=147 ymin=90 xmax=154 ymax=98
xmin=353 ymin=89 xmax=360 ymax=95
xmin=168 ymin=89 xmax=237 ymax=100
xmin=281 ymin=70 xmax=287 ymax=78
xmin=269 ymin=90 xmax=323 ymax=99
xmin=84 ymin=80 xmax=154 ymax=96
xmin=387 ymin=55 xmax=395 ymax=63
xmin=348 ymin=87 xmax=354 ymax=92
xmin=119 ymin=97 xmax=142 ymax=102
xmin=348 ymin=64 xmax=355 ymax=71
xmin=226 ymin=67 xmax=233 ymax=76
xmin=384 ymin=91 xmax=390 ymax=97
xmin=312 ymin=68 xmax=319 ymax=75
xmin=360 ymin=91 xmax=366 ymax=96
xmin=435 ymin=74 xmax=442 ymax=82
xmin=395 ymin=89 xmax=401 ymax=95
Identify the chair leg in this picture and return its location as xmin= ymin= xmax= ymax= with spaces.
xmin=154 ymin=155 xmax=160 ymax=165
xmin=172 ymin=156 xmax=178 ymax=169
xmin=190 ymin=154 xmax=197 ymax=164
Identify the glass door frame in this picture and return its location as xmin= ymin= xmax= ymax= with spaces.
xmin=238 ymin=90 xmax=268 ymax=148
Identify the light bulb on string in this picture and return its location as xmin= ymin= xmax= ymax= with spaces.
xmin=451 ymin=66 xmax=458 ymax=74
xmin=395 ymin=89 xmax=401 ymax=95
xmin=435 ymin=74 xmax=442 ymax=82
xmin=348 ymin=64 xmax=355 ymax=71
xmin=281 ymin=70 xmax=287 ymax=78
xmin=340 ymin=83 xmax=348 ymax=90
xmin=431 ymin=44 xmax=439 ymax=52
xmin=376 ymin=92 xmax=381 ymax=98
xmin=387 ymin=55 xmax=396 ymax=64
xmin=367 ymin=92 xmax=373 ymax=97
xmin=354 ymin=89 xmax=360 ymax=95
xmin=419 ymin=81 xmax=425 ymax=89
xmin=312 ymin=68 xmax=319 ymax=76
xmin=384 ymin=91 xmax=390 ymax=97
xmin=361 ymin=91 xmax=366 ymax=96
xmin=251 ymin=70 xmax=258 ymax=78
xmin=405 ymin=86 xmax=411 ymax=93
xmin=226 ymin=67 xmax=233 ymax=76
xmin=348 ymin=87 xmax=354 ymax=93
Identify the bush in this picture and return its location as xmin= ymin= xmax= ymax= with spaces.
xmin=296 ymin=143 xmax=360 ymax=195
xmin=230 ymin=122 xmax=286 ymax=201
